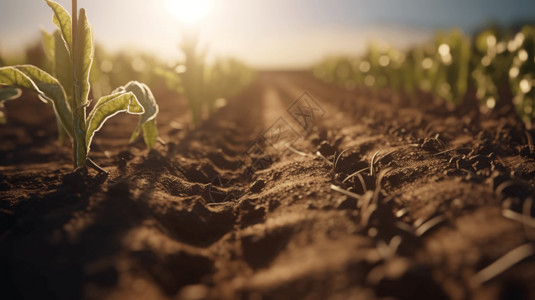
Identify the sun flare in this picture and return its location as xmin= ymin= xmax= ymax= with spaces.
xmin=165 ymin=0 xmax=212 ymax=24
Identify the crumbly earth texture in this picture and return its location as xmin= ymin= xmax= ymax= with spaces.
xmin=1 ymin=72 xmax=535 ymax=300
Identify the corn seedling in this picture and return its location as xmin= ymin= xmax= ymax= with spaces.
xmin=203 ymin=58 xmax=255 ymax=114
xmin=157 ymin=30 xmax=254 ymax=126
xmin=431 ymin=29 xmax=471 ymax=104
xmin=0 ymin=0 xmax=159 ymax=169
xmin=179 ymin=31 xmax=206 ymax=125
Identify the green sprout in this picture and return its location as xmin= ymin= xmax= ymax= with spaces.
xmin=0 ymin=0 xmax=159 ymax=169
xmin=157 ymin=31 xmax=254 ymax=126
xmin=510 ymin=26 xmax=535 ymax=126
xmin=180 ymin=31 xmax=206 ymax=125
xmin=471 ymin=29 xmax=513 ymax=111
xmin=314 ymin=26 xmax=535 ymax=125
xmin=431 ymin=29 xmax=470 ymax=105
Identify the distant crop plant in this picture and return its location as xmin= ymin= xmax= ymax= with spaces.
xmin=157 ymin=30 xmax=255 ymax=126
xmin=509 ymin=26 xmax=535 ymax=124
xmin=314 ymin=26 xmax=535 ymax=127
xmin=0 ymin=0 xmax=159 ymax=170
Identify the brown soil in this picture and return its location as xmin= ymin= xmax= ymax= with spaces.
xmin=1 ymin=71 xmax=535 ymax=300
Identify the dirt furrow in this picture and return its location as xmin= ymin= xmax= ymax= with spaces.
xmin=1 ymin=72 xmax=535 ymax=300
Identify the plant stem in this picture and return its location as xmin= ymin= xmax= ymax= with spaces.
xmin=71 ymin=0 xmax=87 ymax=168
xmin=72 ymin=0 xmax=78 ymax=168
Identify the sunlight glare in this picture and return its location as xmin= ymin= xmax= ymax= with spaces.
xmin=165 ymin=0 xmax=212 ymax=24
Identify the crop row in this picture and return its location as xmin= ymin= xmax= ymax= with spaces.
xmin=313 ymin=26 xmax=535 ymax=126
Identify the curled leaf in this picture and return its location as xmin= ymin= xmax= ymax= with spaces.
xmin=141 ymin=119 xmax=158 ymax=148
xmin=0 ymin=65 xmax=73 ymax=137
xmin=86 ymin=92 xmax=144 ymax=152
xmin=0 ymin=87 xmax=22 ymax=102
xmin=115 ymin=81 xmax=159 ymax=148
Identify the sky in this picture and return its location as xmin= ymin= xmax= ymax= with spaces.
xmin=0 ymin=0 xmax=534 ymax=69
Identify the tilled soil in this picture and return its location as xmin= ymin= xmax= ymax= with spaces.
xmin=1 ymin=71 xmax=535 ymax=300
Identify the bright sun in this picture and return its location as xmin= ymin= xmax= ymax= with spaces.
xmin=165 ymin=0 xmax=213 ymax=24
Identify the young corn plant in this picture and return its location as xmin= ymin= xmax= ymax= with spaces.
xmin=431 ymin=29 xmax=471 ymax=105
xmin=158 ymin=32 xmax=254 ymax=126
xmin=203 ymin=58 xmax=256 ymax=114
xmin=180 ymin=31 xmax=206 ymax=125
xmin=156 ymin=30 xmax=207 ymax=126
xmin=0 ymin=0 xmax=159 ymax=170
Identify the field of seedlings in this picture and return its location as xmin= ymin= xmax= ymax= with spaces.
xmin=1 ymin=1 xmax=535 ymax=300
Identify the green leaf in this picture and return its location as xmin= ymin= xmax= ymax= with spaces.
xmin=128 ymin=118 xmax=159 ymax=149
xmin=74 ymin=8 xmax=93 ymax=105
xmin=141 ymin=119 xmax=158 ymax=148
xmin=46 ymin=0 xmax=72 ymax=52
xmin=54 ymin=30 xmax=74 ymax=100
xmin=56 ymin=117 xmax=68 ymax=144
xmin=0 ymin=65 xmax=73 ymax=137
xmin=45 ymin=1 xmax=80 ymax=155
xmin=86 ymin=92 xmax=144 ymax=152
xmin=115 ymin=81 xmax=159 ymax=148
xmin=0 ymin=87 xmax=22 ymax=102
xmin=43 ymin=29 xmax=71 ymax=145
